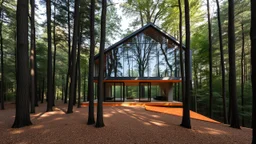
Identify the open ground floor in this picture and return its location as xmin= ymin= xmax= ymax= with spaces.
xmin=93 ymin=79 xmax=181 ymax=102
xmin=0 ymin=101 xmax=252 ymax=144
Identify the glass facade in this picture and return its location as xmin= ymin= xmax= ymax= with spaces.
xmin=95 ymin=32 xmax=184 ymax=79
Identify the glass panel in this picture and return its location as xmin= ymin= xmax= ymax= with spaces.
xmin=139 ymin=82 xmax=151 ymax=102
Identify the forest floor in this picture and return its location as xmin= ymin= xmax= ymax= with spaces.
xmin=0 ymin=101 xmax=252 ymax=144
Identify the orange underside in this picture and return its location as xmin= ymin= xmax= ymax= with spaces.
xmin=93 ymin=79 xmax=182 ymax=83
xmin=145 ymin=106 xmax=220 ymax=124
xmin=81 ymin=101 xmax=183 ymax=107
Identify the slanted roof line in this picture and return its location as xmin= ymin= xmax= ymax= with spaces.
xmin=94 ymin=23 xmax=185 ymax=60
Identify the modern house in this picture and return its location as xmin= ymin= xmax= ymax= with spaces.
xmin=94 ymin=23 xmax=185 ymax=102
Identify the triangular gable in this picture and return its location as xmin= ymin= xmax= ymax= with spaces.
xmin=94 ymin=23 xmax=185 ymax=60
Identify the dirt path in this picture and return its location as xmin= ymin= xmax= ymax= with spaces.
xmin=0 ymin=102 xmax=252 ymax=144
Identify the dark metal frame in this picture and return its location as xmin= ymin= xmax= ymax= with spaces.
xmin=139 ymin=82 xmax=151 ymax=102
xmin=104 ymin=82 xmax=125 ymax=102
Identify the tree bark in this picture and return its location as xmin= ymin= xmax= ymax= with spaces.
xmin=180 ymin=0 xmax=191 ymax=129
xmin=228 ymin=0 xmax=240 ymax=129
xmin=207 ymin=0 xmax=213 ymax=118
xmin=52 ymin=5 xmax=57 ymax=107
xmin=64 ymin=0 xmax=71 ymax=104
xmin=95 ymin=0 xmax=106 ymax=128
xmin=41 ymin=78 xmax=44 ymax=103
xmin=178 ymin=0 xmax=185 ymax=106
xmin=30 ymin=0 xmax=36 ymax=113
xmin=87 ymin=0 xmax=95 ymax=125
xmin=77 ymin=24 xmax=82 ymax=108
xmin=250 ymin=0 xmax=256 ymax=142
xmin=241 ymin=22 xmax=245 ymax=127
xmin=12 ymin=0 xmax=32 ymax=128
xmin=46 ymin=0 xmax=53 ymax=112
xmin=216 ymin=0 xmax=227 ymax=124
xmin=67 ymin=0 xmax=80 ymax=114
xmin=0 ymin=0 xmax=4 ymax=110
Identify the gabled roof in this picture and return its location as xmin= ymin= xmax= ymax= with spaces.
xmin=94 ymin=23 xmax=185 ymax=60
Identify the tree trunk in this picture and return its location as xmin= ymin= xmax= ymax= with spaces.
xmin=0 ymin=0 xmax=4 ymax=110
xmin=52 ymin=5 xmax=57 ymax=107
xmin=77 ymin=24 xmax=82 ymax=108
xmin=64 ymin=0 xmax=71 ymax=104
xmin=241 ymin=22 xmax=245 ymax=127
xmin=250 ymin=0 xmax=256 ymax=142
xmin=12 ymin=0 xmax=32 ymax=128
xmin=83 ymin=70 xmax=87 ymax=102
xmin=216 ymin=0 xmax=227 ymax=124
xmin=95 ymin=0 xmax=106 ymax=128
xmin=41 ymin=78 xmax=44 ymax=103
xmin=207 ymin=0 xmax=213 ymax=118
xmin=46 ymin=0 xmax=53 ymax=112
xmin=181 ymin=0 xmax=191 ymax=129
xmin=87 ymin=0 xmax=95 ymax=125
xmin=30 ymin=0 xmax=36 ymax=113
xmin=228 ymin=0 xmax=240 ymax=129
xmin=67 ymin=0 xmax=80 ymax=114
xmin=178 ymin=0 xmax=185 ymax=106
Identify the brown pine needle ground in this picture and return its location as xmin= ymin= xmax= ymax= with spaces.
xmin=0 ymin=101 xmax=252 ymax=144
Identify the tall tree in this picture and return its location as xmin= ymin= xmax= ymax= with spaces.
xmin=46 ymin=0 xmax=53 ymax=112
xmin=77 ymin=24 xmax=82 ymax=108
xmin=216 ymin=0 xmax=227 ymax=124
xmin=67 ymin=0 xmax=80 ymax=113
xmin=241 ymin=22 xmax=245 ymax=126
xmin=12 ymin=0 xmax=32 ymax=128
xmin=87 ymin=0 xmax=95 ymax=125
xmin=207 ymin=0 xmax=213 ymax=118
xmin=228 ymin=0 xmax=240 ymax=129
xmin=30 ymin=0 xmax=36 ymax=113
xmin=178 ymin=0 xmax=185 ymax=106
xmin=0 ymin=0 xmax=4 ymax=110
xmin=53 ymin=4 xmax=57 ymax=106
xmin=64 ymin=0 xmax=71 ymax=104
xmin=251 ymin=0 xmax=256 ymax=142
xmin=180 ymin=0 xmax=191 ymax=129
xmin=95 ymin=0 xmax=106 ymax=128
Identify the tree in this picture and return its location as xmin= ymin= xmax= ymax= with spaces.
xmin=87 ymin=0 xmax=95 ymax=125
xmin=180 ymin=0 xmax=191 ymax=129
xmin=64 ymin=0 xmax=71 ymax=104
xmin=95 ymin=0 xmax=106 ymax=128
xmin=67 ymin=0 xmax=80 ymax=114
xmin=0 ymin=0 xmax=4 ymax=110
xmin=12 ymin=0 xmax=32 ymax=128
xmin=30 ymin=0 xmax=36 ymax=113
xmin=228 ymin=0 xmax=240 ymax=129
xmin=77 ymin=23 xmax=82 ymax=108
xmin=207 ymin=0 xmax=213 ymax=118
xmin=241 ymin=22 xmax=245 ymax=126
xmin=251 ymin=0 xmax=256 ymax=142
xmin=53 ymin=4 xmax=57 ymax=107
xmin=46 ymin=0 xmax=53 ymax=112
xmin=216 ymin=0 xmax=227 ymax=124
xmin=178 ymin=0 xmax=185 ymax=107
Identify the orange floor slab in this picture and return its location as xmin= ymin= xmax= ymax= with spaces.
xmin=81 ymin=101 xmax=183 ymax=107
xmin=145 ymin=106 xmax=220 ymax=124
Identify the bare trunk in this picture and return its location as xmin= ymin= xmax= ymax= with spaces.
xmin=95 ymin=0 xmax=106 ymax=128
xmin=250 ymin=0 xmax=256 ymax=142
xmin=0 ymin=0 xmax=4 ymax=110
xmin=216 ymin=0 xmax=227 ymax=124
xmin=241 ymin=23 xmax=245 ymax=126
xmin=181 ymin=0 xmax=191 ymax=129
xmin=228 ymin=0 xmax=240 ymax=129
xmin=87 ymin=0 xmax=95 ymax=125
xmin=207 ymin=0 xmax=213 ymax=118
xmin=52 ymin=5 xmax=57 ymax=107
xmin=46 ymin=0 xmax=53 ymax=112
xmin=12 ymin=0 xmax=32 ymax=128
xmin=67 ymin=0 xmax=80 ymax=113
